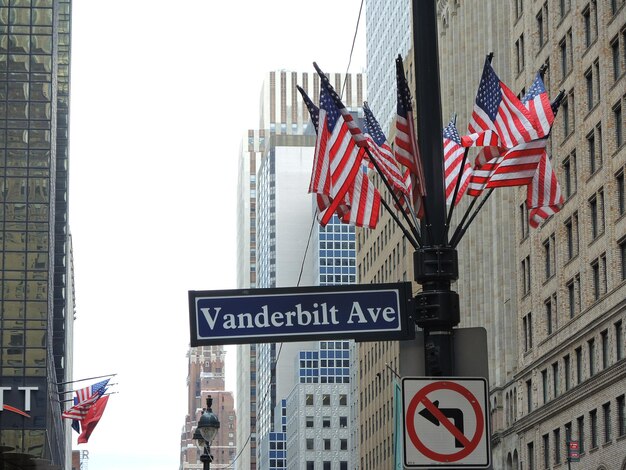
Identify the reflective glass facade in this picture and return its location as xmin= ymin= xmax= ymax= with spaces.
xmin=0 ymin=0 xmax=72 ymax=467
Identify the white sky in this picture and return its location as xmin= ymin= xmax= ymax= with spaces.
xmin=69 ymin=1 xmax=365 ymax=469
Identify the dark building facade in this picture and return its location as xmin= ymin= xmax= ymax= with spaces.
xmin=0 ymin=0 xmax=74 ymax=468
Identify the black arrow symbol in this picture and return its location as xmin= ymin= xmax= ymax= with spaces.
xmin=419 ymin=400 xmax=465 ymax=448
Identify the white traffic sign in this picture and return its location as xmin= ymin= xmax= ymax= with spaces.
xmin=402 ymin=377 xmax=491 ymax=468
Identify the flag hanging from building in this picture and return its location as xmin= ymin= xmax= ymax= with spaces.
xmin=395 ymin=56 xmax=426 ymax=217
xmin=77 ymin=395 xmax=110 ymax=444
xmin=468 ymin=58 xmax=538 ymax=148
xmin=522 ymin=72 xmax=554 ymax=138
xmin=527 ymin=153 xmax=564 ymax=227
xmin=61 ymin=379 xmax=109 ymax=420
xmin=443 ymin=118 xmax=472 ymax=206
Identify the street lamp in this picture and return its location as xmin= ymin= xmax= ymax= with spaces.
xmin=194 ymin=395 xmax=220 ymax=470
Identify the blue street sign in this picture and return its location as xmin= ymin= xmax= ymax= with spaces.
xmin=189 ymin=283 xmax=414 ymax=346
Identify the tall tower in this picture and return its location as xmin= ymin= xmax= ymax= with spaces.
xmin=179 ymin=345 xmax=237 ymax=469
xmin=0 ymin=1 xmax=74 ymax=469
xmin=235 ymin=70 xmax=364 ymax=470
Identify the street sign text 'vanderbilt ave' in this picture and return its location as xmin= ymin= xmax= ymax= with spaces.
xmin=189 ymin=283 xmax=414 ymax=346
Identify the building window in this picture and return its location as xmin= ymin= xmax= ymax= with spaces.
xmin=617 ymin=170 xmax=625 ymax=216
xmin=563 ymin=151 xmax=577 ymax=198
xmin=306 ymin=461 xmax=314 ymax=470
xmin=621 ymin=239 xmax=626 ymax=281
xmin=601 ymin=329 xmax=609 ymax=369
xmin=561 ymin=90 xmax=575 ymax=137
xmin=542 ymin=433 xmax=550 ymax=468
xmin=559 ymin=30 xmax=573 ymax=80
xmin=560 ymin=0 xmax=571 ymax=18
xmin=340 ymin=462 xmax=348 ymax=470
xmin=526 ymin=379 xmax=533 ymax=413
xmin=545 ymin=298 xmax=553 ymax=335
xmin=537 ymin=3 xmax=549 ymax=48
xmin=582 ymin=2 xmax=598 ymax=48
xmin=339 ymin=394 xmax=347 ymax=405
xmin=340 ymin=438 xmax=348 ymax=450
xmin=564 ymin=354 xmax=571 ymax=391
xmin=541 ymin=369 xmax=548 ymax=403
xmin=576 ymin=346 xmax=583 ymax=384
xmin=339 ymin=416 xmax=348 ymax=428
xmin=323 ymin=462 xmax=331 ymax=470
xmin=577 ymin=415 xmax=585 ymax=453
xmin=552 ymin=362 xmax=559 ymax=398
xmin=520 ymin=202 xmax=529 ymax=238
xmin=567 ymin=275 xmax=580 ymax=318
xmin=522 ymin=256 xmax=531 ymax=295
xmin=616 ymin=320 xmax=623 ymax=360
xmin=589 ymin=189 xmax=605 ymax=239
xmin=306 ymin=416 xmax=314 ymax=428
xmin=523 ymin=313 xmax=533 ymax=351
xmin=544 ymin=234 xmax=556 ymax=279
xmin=617 ymin=395 xmax=625 ymax=437
xmin=306 ymin=438 xmax=314 ymax=450
xmin=611 ymin=34 xmax=624 ymax=81
xmin=306 ymin=394 xmax=314 ymax=406
xmin=516 ymin=34 xmax=525 ymax=73
xmin=322 ymin=394 xmax=330 ymax=406
xmin=515 ymin=0 xmax=524 ymax=18
xmin=527 ymin=441 xmax=535 ymax=470
xmin=323 ymin=438 xmax=331 ymax=450
xmin=554 ymin=428 xmax=561 ymax=464
xmin=615 ymin=101 xmax=624 ymax=150
xmin=587 ymin=124 xmax=602 ymax=173
xmin=565 ymin=213 xmax=579 ymax=260
xmin=591 ymin=409 xmax=598 ymax=448
xmin=603 ymin=402 xmax=612 ymax=443
xmin=322 ymin=417 xmax=331 ymax=428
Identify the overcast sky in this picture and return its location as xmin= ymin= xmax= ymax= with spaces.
xmin=68 ymin=1 xmax=365 ymax=469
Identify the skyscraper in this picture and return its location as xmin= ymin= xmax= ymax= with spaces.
xmin=235 ymin=70 xmax=364 ymax=470
xmin=179 ymin=345 xmax=237 ymax=469
xmin=0 ymin=1 xmax=74 ymax=469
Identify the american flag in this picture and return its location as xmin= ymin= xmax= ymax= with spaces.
xmin=527 ymin=152 xmax=564 ymax=227
xmin=443 ymin=118 xmax=472 ymax=206
xmin=298 ymin=77 xmax=379 ymax=228
xmin=467 ymin=138 xmax=548 ymax=196
xmin=62 ymin=379 xmax=109 ymax=420
xmin=363 ymin=102 xmax=410 ymax=201
xmin=468 ymin=58 xmax=539 ymax=148
xmin=394 ymin=55 xmax=426 ymax=217
xmin=522 ymin=72 xmax=554 ymax=138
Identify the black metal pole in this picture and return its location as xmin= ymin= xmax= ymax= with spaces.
xmin=411 ymin=0 xmax=459 ymax=376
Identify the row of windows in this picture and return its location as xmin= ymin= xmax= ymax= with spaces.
xmin=305 ymin=461 xmax=348 ymax=470
xmin=304 ymin=415 xmax=348 ymax=428
xmin=304 ymin=437 xmax=348 ymax=451
xmin=523 ymin=319 xmax=623 ymax=413
xmin=526 ymin=394 xmax=625 ymax=469
xmin=304 ymin=393 xmax=348 ymax=406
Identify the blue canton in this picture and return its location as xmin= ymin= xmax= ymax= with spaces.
xmin=363 ymin=104 xmax=387 ymax=146
xmin=443 ymin=119 xmax=461 ymax=145
xmin=475 ymin=61 xmax=502 ymax=122
xmin=522 ymin=74 xmax=546 ymax=104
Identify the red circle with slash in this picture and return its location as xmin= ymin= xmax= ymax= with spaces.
xmin=406 ymin=381 xmax=484 ymax=462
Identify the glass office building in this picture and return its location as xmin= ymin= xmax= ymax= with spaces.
xmin=0 ymin=1 xmax=74 ymax=469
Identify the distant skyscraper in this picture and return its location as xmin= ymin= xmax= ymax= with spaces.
xmin=0 ymin=1 xmax=74 ymax=468
xmin=365 ymin=0 xmax=411 ymax=132
xmin=179 ymin=345 xmax=237 ymax=469
xmin=235 ymin=70 xmax=364 ymax=470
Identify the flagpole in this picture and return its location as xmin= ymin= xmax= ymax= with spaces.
xmin=380 ymin=197 xmax=420 ymax=250
xmin=363 ymin=146 xmax=422 ymax=245
xmin=56 ymin=373 xmax=116 ymax=387
xmin=444 ymin=144 xmax=469 ymax=240
xmin=450 ymin=189 xmax=495 ymax=248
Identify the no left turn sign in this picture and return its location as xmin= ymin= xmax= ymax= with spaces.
xmin=402 ymin=377 xmax=491 ymax=468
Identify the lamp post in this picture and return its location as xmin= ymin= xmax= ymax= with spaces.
xmin=194 ymin=395 xmax=220 ymax=470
